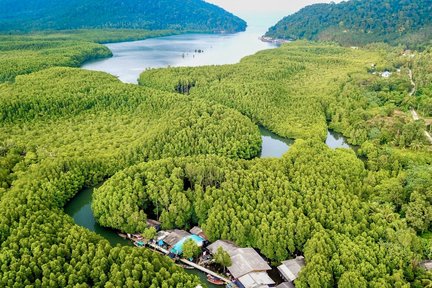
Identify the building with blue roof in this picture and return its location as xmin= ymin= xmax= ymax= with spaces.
xmin=170 ymin=234 xmax=205 ymax=255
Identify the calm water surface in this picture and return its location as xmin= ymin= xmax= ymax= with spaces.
xmin=260 ymin=126 xmax=294 ymax=158
xmin=83 ymin=26 xmax=277 ymax=83
xmin=64 ymin=186 xmax=129 ymax=246
xmin=260 ymin=127 xmax=352 ymax=158
xmin=326 ymin=130 xmax=351 ymax=149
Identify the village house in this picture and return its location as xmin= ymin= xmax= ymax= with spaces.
xmin=190 ymin=226 xmax=209 ymax=241
xmin=163 ymin=229 xmax=191 ymax=247
xmin=158 ymin=229 xmax=205 ymax=256
xmin=277 ymin=256 xmax=305 ymax=283
xmin=146 ymin=219 xmax=161 ymax=231
xmin=208 ymin=240 xmax=275 ymax=288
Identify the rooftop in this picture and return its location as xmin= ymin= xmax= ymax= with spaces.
xmin=190 ymin=226 xmax=209 ymax=240
xmin=190 ymin=226 xmax=203 ymax=235
xmin=238 ymin=271 xmax=275 ymax=288
xmin=229 ymin=248 xmax=272 ymax=278
xmin=278 ymin=256 xmax=305 ymax=282
xmin=170 ymin=234 xmax=205 ymax=255
xmin=207 ymin=240 xmax=239 ymax=256
xmin=163 ymin=229 xmax=191 ymax=246
xmin=276 ymin=283 xmax=295 ymax=288
xmin=146 ymin=219 xmax=161 ymax=228
xmin=208 ymin=240 xmax=271 ymax=279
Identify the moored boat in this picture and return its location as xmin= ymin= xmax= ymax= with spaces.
xmin=134 ymin=241 xmax=146 ymax=247
xmin=207 ymin=274 xmax=224 ymax=286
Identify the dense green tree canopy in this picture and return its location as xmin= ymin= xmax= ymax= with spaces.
xmin=93 ymin=140 xmax=430 ymax=286
xmin=140 ymin=42 xmax=384 ymax=141
xmin=265 ymin=0 xmax=432 ymax=48
xmin=0 ymin=0 xmax=246 ymax=33
xmin=1 ymin=25 xmax=431 ymax=287
xmin=214 ymin=247 xmax=232 ymax=269
xmin=182 ymin=239 xmax=201 ymax=259
xmin=0 ymin=65 xmax=261 ymax=287
xmin=136 ymin=41 xmax=432 ymax=286
xmin=140 ymin=42 xmax=429 ymax=148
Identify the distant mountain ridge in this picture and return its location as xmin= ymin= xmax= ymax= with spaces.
xmin=0 ymin=0 xmax=246 ymax=33
xmin=265 ymin=0 xmax=432 ymax=47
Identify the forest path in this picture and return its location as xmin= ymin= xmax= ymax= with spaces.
xmin=408 ymin=68 xmax=432 ymax=144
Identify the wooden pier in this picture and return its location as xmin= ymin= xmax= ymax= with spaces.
xmin=148 ymin=242 xmax=170 ymax=254
xmin=179 ymin=258 xmax=231 ymax=283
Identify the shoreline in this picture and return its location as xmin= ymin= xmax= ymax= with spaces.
xmin=259 ymin=35 xmax=290 ymax=44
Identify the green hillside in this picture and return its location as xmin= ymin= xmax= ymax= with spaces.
xmin=265 ymin=0 xmax=432 ymax=47
xmin=0 ymin=0 xmax=246 ymax=32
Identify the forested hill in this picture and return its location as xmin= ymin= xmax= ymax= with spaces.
xmin=0 ymin=0 xmax=246 ymax=33
xmin=265 ymin=0 xmax=432 ymax=47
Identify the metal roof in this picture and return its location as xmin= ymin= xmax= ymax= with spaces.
xmin=207 ymin=240 xmax=239 ymax=255
xmin=208 ymin=240 xmax=271 ymax=279
xmin=190 ymin=226 xmax=203 ymax=235
xmin=163 ymin=229 xmax=191 ymax=246
xmin=277 ymin=256 xmax=305 ymax=282
xmin=228 ymin=248 xmax=272 ymax=278
xmin=276 ymin=283 xmax=295 ymax=288
xmin=238 ymin=272 xmax=275 ymax=288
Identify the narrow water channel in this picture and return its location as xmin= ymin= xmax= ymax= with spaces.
xmin=259 ymin=126 xmax=294 ymax=158
xmin=63 ymin=186 xmax=129 ymax=246
xmin=259 ymin=126 xmax=353 ymax=158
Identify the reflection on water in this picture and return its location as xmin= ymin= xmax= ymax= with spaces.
xmin=82 ymin=26 xmax=277 ymax=83
xmin=326 ymin=130 xmax=351 ymax=149
xmin=260 ymin=126 xmax=294 ymax=158
xmin=64 ymin=186 xmax=129 ymax=246
xmin=259 ymin=127 xmax=352 ymax=158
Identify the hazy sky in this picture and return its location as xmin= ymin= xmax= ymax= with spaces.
xmin=207 ymin=0 xmax=343 ymax=19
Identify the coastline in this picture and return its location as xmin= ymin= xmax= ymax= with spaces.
xmin=259 ymin=35 xmax=290 ymax=44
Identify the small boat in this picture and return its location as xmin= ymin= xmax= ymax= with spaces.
xmin=207 ymin=274 xmax=225 ymax=286
xmin=117 ymin=233 xmax=127 ymax=239
xmin=132 ymin=234 xmax=144 ymax=240
xmin=134 ymin=241 xmax=146 ymax=247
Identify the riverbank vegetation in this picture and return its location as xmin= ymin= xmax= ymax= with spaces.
xmin=265 ymin=0 xmax=432 ymax=49
xmin=140 ymin=42 xmax=383 ymax=140
xmin=0 ymin=29 xmax=181 ymax=83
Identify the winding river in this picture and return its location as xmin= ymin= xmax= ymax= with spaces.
xmin=70 ymin=22 xmax=353 ymax=286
